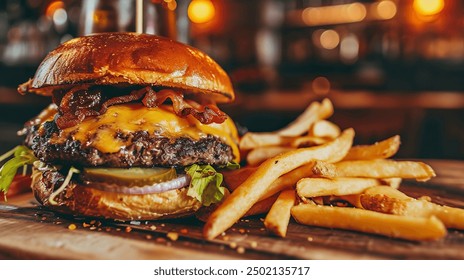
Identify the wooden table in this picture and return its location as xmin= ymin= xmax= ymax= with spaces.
xmin=1 ymin=160 xmax=463 ymax=260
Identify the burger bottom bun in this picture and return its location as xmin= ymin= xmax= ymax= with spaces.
xmin=31 ymin=167 xmax=202 ymax=220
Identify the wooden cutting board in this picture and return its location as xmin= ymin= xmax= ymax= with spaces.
xmin=1 ymin=160 xmax=463 ymax=260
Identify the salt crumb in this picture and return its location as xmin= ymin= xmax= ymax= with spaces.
xmin=250 ymin=241 xmax=258 ymax=248
xmin=89 ymin=226 xmax=97 ymax=231
xmin=150 ymin=225 xmax=157 ymax=231
xmin=167 ymin=232 xmax=179 ymax=241
xmin=307 ymin=236 xmax=313 ymax=242
xmin=229 ymin=242 xmax=237 ymax=249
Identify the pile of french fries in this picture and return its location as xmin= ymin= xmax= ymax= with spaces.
xmin=204 ymin=98 xmax=464 ymax=242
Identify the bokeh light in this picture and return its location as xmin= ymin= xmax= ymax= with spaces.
xmin=320 ymin=30 xmax=340 ymax=50
xmin=413 ymin=0 xmax=445 ymax=16
xmin=376 ymin=1 xmax=397 ymax=20
xmin=312 ymin=76 xmax=331 ymax=95
xmin=188 ymin=0 xmax=215 ymax=24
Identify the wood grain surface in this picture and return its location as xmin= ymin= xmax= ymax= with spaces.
xmin=0 ymin=160 xmax=463 ymax=260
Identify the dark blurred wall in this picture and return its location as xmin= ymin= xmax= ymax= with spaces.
xmin=0 ymin=0 xmax=463 ymax=159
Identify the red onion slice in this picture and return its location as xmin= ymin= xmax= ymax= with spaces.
xmin=85 ymin=174 xmax=190 ymax=195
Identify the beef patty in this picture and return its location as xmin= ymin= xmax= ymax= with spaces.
xmin=24 ymin=121 xmax=234 ymax=168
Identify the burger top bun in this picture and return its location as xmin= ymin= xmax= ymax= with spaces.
xmin=28 ymin=32 xmax=234 ymax=103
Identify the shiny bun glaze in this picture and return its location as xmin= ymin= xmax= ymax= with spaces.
xmin=28 ymin=32 xmax=234 ymax=103
xmin=31 ymin=167 xmax=202 ymax=220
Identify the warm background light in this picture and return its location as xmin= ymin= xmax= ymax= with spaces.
xmin=164 ymin=0 xmax=177 ymax=11
xmin=188 ymin=0 xmax=216 ymax=24
xmin=45 ymin=1 xmax=65 ymax=18
xmin=376 ymin=0 xmax=397 ymax=20
xmin=320 ymin=29 xmax=340 ymax=50
xmin=413 ymin=0 xmax=445 ymax=16
xmin=312 ymin=76 xmax=331 ymax=95
xmin=302 ymin=3 xmax=366 ymax=26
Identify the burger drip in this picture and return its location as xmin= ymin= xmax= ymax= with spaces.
xmin=51 ymin=86 xmax=228 ymax=129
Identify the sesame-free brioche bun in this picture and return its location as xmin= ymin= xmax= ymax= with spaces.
xmin=28 ymin=32 xmax=234 ymax=103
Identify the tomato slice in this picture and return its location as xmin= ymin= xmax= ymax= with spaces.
xmin=1 ymin=174 xmax=32 ymax=201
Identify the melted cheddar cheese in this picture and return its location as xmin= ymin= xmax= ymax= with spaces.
xmin=46 ymin=104 xmax=240 ymax=161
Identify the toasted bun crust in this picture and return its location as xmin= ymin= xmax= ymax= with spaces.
xmin=31 ymin=168 xmax=202 ymax=220
xmin=29 ymin=32 xmax=234 ymax=103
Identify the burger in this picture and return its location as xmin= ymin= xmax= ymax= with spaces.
xmin=0 ymin=32 xmax=240 ymax=220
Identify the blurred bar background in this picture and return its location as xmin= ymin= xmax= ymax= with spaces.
xmin=0 ymin=0 xmax=463 ymax=159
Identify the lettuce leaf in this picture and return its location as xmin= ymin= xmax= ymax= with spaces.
xmin=0 ymin=146 xmax=37 ymax=196
xmin=220 ymin=161 xmax=240 ymax=170
xmin=185 ymin=164 xmax=227 ymax=206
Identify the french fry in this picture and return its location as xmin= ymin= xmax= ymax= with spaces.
xmin=265 ymin=164 xmax=314 ymax=198
xmin=246 ymin=146 xmax=295 ymax=166
xmin=239 ymin=99 xmax=334 ymax=150
xmin=336 ymin=185 xmax=406 ymax=209
xmin=239 ymin=133 xmax=291 ymax=150
xmin=244 ymin=193 xmax=280 ymax=217
xmin=196 ymin=190 xmax=279 ymax=222
xmin=277 ymin=98 xmax=334 ymax=137
xmin=359 ymin=186 xmax=464 ymax=230
xmin=264 ymin=190 xmax=296 ymax=237
xmin=343 ymin=135 xmax=401 ymax=160
xmin=432 ymin=205 xmax=464 ymax=230
xmin=309 ymin=120 xmax=341 ymax=139
xmin=380 ymin=178 xmax=402 ymax=189
xmin=290 ymin=135 xmax=329 ymax=148
xmin=296 ymin=177 xmax=384 ymax=198
xmin=291 ymin=204 xmax=447 ymax=241
xmin=311 ymin=159 xmax=436 ymax=181
xmin=311 ymin=160 xmax=338 ymax=178
xmin=242 ymin=135 xmax=328 ymax=158
xmin=225 ymin=163 xmax=315 ymax=201
xmin=203 ymin=128 xmax=354 ymax=239
xmin=222 ymin=166 xmax=257 ymax=192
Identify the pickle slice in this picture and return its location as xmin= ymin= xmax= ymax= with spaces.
xmin=83 ymin=167 xmax=177 ymax=187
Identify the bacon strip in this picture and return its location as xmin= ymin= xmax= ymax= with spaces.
xmin=53 ymin=86 xmax=227 ymax=129
xmin=99 ymin=86 xmax=148 ymax=114
xmin=143 ymin=89 xmax=227 ymax=124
